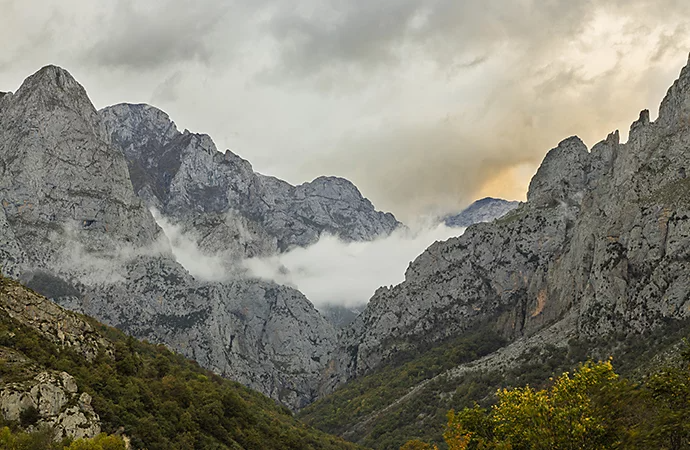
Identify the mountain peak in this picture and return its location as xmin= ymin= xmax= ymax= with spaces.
xmin=18 ymin=65 xmax=82 ymax=95
xmin=527 ymin=136 xmax=590 ymax=207
xmin=8 ymin=65 xmax=99 ymax=131
xmin=657 ymin=53 xmax=690 ymax=128
xmin=444 ymin=197 xmax=519 ymax=228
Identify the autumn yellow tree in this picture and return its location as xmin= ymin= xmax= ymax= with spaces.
xmin=404 ymin=360 xmax=640 ymax=450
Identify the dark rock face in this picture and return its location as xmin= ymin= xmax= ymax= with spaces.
xmin=325 ymin=56 xmax=690 ymax=390
xmin=99 ymin=103 xmax=400 ymax=259
xmin=0 ymin=66 xmax=337 ymax=410
xmin=444 ymin=197 xmax=520 ymax=228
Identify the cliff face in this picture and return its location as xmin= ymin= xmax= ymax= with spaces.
xmin=99 ymin=103 xmax=400 ymax=259
xmin=0 ymin=66 xmax=339 ymax=410
xmin=328 ymin=59 xmax=690 ymax=387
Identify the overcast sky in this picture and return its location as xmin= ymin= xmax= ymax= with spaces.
xmin=2 ymin=1 xmax=690 ymax=221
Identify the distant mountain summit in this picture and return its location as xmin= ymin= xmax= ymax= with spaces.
xmin=444 ymin=197 xmax=519 ymax=228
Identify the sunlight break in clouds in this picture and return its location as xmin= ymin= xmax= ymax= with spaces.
xmin=242 ymin=224 xmax=465 ymax=310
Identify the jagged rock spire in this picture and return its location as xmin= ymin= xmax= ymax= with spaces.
xmin=526 ymin=136 xmax=590 ymax=207
xmin=657 ymin=53 xmax=690 ymax=129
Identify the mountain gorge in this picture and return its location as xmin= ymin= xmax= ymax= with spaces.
xmin=1 ymin=55 xmax=690 ymax=449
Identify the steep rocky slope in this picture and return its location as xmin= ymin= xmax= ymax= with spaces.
xmin=0 ymin=279 xmax=104 ymax=440
xmin=444 ymin=197 xmax=520 ymax=228
xmin=99 ymin=103 xmax=400 ymax=259
xmin=0 ymin=65 xmax=339 ymax=410
xmin=0 ymin=276 xmax=362 ymax=449
xmin=326 ymin=57 xmax=690 ymax=390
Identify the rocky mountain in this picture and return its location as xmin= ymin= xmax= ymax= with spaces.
xmin=294 ymin=57 xmax=690 ymax=448
xmin=4 ymin=54 xmax=690 ymax=444
xmin=0 ymin=65 xmax=348 ymax=410
xmin=323 ymin=56 xmax=690 ymax=393
xmin=444 ymin=197 xmax=520 ymax=228
xmin=99 ymin=103 xmax=400 ymax=260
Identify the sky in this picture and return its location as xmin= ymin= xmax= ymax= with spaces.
xmin=2 ymin=1 xmax=690 ymax=221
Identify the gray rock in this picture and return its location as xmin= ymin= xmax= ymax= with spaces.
xmin=527 ymin=136 xmax=590 ymax=207
xmin=444 ymin=197 xmax=520 ymax=228
xmin=0 ymin=371 xmax=101 ymax=440
xmin=0 ymin=279 xmax=110 ymax=361
xmin=320 ymin=304 xmax=364 ymax=329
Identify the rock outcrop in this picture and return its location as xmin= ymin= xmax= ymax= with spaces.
xmin=0 ymin=279 xmax=104 ymax=440
xmin=99 ymin=103 xmax=400 ymax=259
xmin=0 ymin=65 xmax=338 ymax=410
xmin=328 ymin=57 xmax=690 ymax=388
xmin=0 ymin=371 xmax=100 ymax=440
xmin=444 ymin=197 xmax=520 ymax=228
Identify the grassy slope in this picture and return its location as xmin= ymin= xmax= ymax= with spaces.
xmin=0 ymin=276 xmax=363 ymax=450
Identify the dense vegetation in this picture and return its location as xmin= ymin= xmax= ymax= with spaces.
xmin=300 ymin=318 xmax=690 ymax=449
xmin=297 ymin=330 xmax=507 ymax=449
xmin=0 ymin=426 xmax=125 ymax=449
xmin=0 ymin=277 xmax=361 ymax=450
xmin=404 ymin=351 xmax=690 ymax=449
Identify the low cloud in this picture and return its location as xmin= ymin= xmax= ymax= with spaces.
xmin=150 ymin=209 xmax=466 ymax=310
xmin=150 ymin=209 xmax=230 ymax=282
xmin=243 ymin=223 xmax=465 ymax=309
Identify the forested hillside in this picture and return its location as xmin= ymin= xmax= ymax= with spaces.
xmin=0 ymin=275 xmax=361 ymax=450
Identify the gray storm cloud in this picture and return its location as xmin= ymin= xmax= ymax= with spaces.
xmin=1 ymin=1 xmax=690 ymax=220
xmin=84 ymin=1 xmax=222 ymax=69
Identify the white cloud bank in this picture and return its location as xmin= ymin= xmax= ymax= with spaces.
xmin=150 ymin=209 xmax=230 ymax=282
xmin=151 ymin=207 xmax=465 ymax=310
xmin=242 ymin=223 xmax=465 ymax=309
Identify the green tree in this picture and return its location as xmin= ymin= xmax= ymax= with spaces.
xmin=65 ymin=433 xmax=126 ymax=450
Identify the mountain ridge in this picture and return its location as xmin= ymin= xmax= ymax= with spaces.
xmin=0 ymin=274 xmax=362 ymax=449
xmin=99 ymin=102 xmax=400 ymax=261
